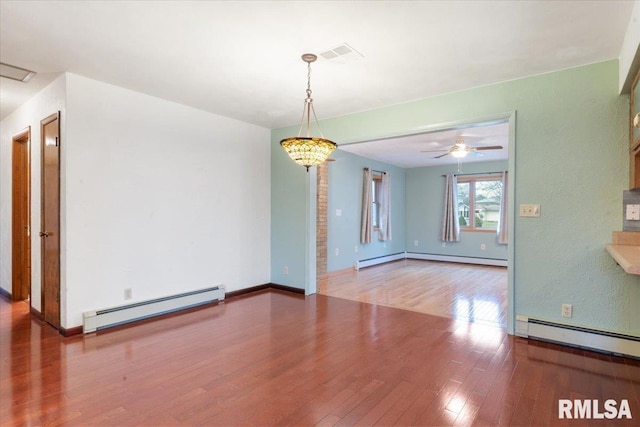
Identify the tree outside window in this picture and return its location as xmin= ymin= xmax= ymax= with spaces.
xmin=457 ymin=176 xmax=502 ymax=231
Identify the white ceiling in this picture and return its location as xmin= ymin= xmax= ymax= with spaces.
xmin=339 ymin=121 xmax=509 ymax=168
xmin=0 ymin=1 xmax=633 ymax=129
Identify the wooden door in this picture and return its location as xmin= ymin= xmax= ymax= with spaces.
xmin=41 ymin=113 xmax=60 ymax=329
xmin=12 ymin=128 xmax=31 ymax=301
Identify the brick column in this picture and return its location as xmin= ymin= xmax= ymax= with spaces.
xmin=316 ymin=162 xmax=328 ymax=277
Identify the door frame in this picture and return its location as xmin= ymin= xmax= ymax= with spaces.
xmin=40 ymin=112 xmax=61 ymax=329
xmin=309 ymin=112 xmax=517 ymax=333
xmin=11 ymin=127 xmax=31 ymax=301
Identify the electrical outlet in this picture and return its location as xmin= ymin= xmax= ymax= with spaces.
xmin=335 ymin=248 xmax=339 ymax=256
xmin=355 ymin=245 xmax=358 ymax=253
xmin=283 ymin=266 xmax=288 ymax=275
xmin=414 ymin=240 xmax=419 ymax=247
xmin=480 ymin=244 xmax=486 ymax=251
xmin=626 ymin=204 xmax=640 ymax=221
xmin=124 ymin=288 xmax=132 ymax=300
xmin=562 ymin=303 xmax=572 ymax=318
xmin=442 ymin=242 xmax=446 ymax=248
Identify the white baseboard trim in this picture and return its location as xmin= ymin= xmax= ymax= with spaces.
xmin=516 ymin=315 xmax=640 ymax=358
xmin=355 ymin=252 xmax=406 ymax=270
xmin=406 ymin=252 xmax=507 ymax=267
xmin=354 ymin=251 xmax=507 ymax=270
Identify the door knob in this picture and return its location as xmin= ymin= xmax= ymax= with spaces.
xmin=39 ymin=231 xmax=50 ymax=237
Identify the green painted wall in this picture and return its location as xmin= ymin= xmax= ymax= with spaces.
xmin=271 ymin=60 xmax=640 ymax=336
xmin=406 ymin=161 xmax=508 ymax=260
xmin=326 ymin=149 xmax=406 ymax=272
xmin=270 ymin=139 xmax=309 ymax=289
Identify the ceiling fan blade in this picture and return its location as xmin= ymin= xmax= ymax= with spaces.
xmin=434 ymin=152 xmax=450 ymax=159
xmin=420 ymin=149 xmax=449 ymax=153
xmin=473 ymin=145 xmax=503 ymax=151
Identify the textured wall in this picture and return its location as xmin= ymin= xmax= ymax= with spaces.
xmin=270 ymin=133 xmax=310 ymax=289
xmin=406 ymin=160 xmax=509 ymax=260
xmin=271 ymin=60 xmax=640 ymax=336
xmin=326 ymin=149 xmax=406 ymax=272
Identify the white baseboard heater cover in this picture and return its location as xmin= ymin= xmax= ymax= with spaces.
xmin=356 ymin=252 xmax=406 ymax=270
xmin=516 ymin=315 xmax=640 ymax=358
xmin=83 ymin=285 xmax=225 ymax=333
xmin=406 ymin=252 xmax=508 ymax=267
xmin=354 ymin=252 xmax=507 ymax=271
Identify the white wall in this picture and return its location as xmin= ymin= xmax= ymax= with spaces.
xmin=0 ymin=74 xmax=66 ymax=312
xmin=63 ymin=74 xmax=270 ymax=327
xmin=2 ymin=72 xmax=271 ymax=329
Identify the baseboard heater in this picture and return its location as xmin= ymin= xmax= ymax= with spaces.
xmin=355 ymin=252 xmax=406 ymax=270
xmin=83 ymin=285 xmax=225 ymax=333
xmin=406 ymin=252 xmax=507 ymax=267
xmin=354 ymin=252 xmax=507 ymax=270
xmin=516 ymin=315 xmax=640 ymax=358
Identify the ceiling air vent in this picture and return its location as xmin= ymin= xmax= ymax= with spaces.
xmin=0 ymin=62 xmax=36 ymax=82
xmin=319 ymin=43 xmax=364 ymax=63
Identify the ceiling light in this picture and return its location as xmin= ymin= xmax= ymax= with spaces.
xmin=0 ymin=62 xmax=36 ymax=82
xmin=280 ymin=54 xmax=337 ymax=171
xmin=450 ymin=142 xmax=468 ymax=158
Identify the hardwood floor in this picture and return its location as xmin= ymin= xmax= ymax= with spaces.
xmin=318 ymin=260 xmax=507 ymax=328
xmin=2 ymin=290 xmax=639 ymax=426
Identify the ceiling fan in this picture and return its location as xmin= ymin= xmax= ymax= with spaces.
xmin=421 ymin=138 xmax=503 ymax=159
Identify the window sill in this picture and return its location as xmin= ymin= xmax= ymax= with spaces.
xmin=460 ymin=228 xmax=498 ymax=233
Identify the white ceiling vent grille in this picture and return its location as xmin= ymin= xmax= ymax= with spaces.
xmin=0 ymin=62 xmax=36 ymax=82
xmin=319 ymin=43 xmax=364 ymax=63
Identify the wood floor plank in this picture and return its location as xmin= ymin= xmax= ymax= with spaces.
xmin=319 ymin=260 xmax=507 ymax=327
xmin=2 ymin=286 xmax=639 ymax=426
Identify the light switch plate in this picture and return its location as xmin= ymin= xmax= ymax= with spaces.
xmin=626 ymin=204 xmax=640 ymax=221
xmin=519 ymin=204 xmax=541 ymax=218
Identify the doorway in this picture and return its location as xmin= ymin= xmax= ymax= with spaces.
xmin=12 ymin=128 xmax=31 ymax=301
xmin=41 ymin=112 xmax=61 ymax=329
xmin=316 ymin=113 xmax=516 ymax=332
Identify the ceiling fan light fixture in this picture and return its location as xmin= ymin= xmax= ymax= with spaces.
xmin=280 ymin=53 xmax=337 ymax=171
xmin=450 ymin=149 xmax=468 ymax=158
xmin=451 ymin=141 xmax=468 ymax=158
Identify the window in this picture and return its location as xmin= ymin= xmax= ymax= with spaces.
xmin=456 ymin=176 xmax=502 ymax=231
xmin=371 ymin=172 xmax=383 ymax=229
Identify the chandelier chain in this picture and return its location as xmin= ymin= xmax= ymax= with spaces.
xmin=306 ymin=61 xmax=312 ymax=100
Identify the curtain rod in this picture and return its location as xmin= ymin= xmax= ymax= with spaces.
xmin=441 ymin=171 xmax=506 ymax=177
xmin=364 ymin=167 xmax=387 ymax=174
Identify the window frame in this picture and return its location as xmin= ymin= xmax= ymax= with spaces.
xmin=456 ymin=175 xmax=502 ymax=233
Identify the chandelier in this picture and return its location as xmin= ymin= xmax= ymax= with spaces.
xmin=280 ymin=53 xmax=337 ymax=171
